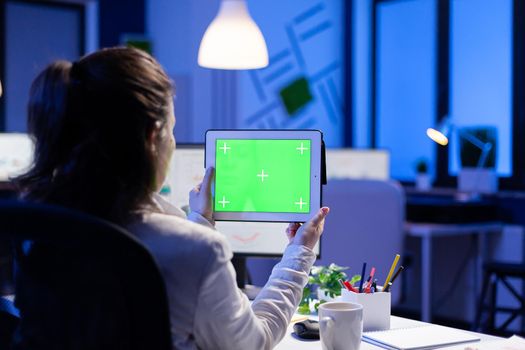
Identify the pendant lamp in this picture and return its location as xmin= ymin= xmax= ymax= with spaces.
xmin=198 ymin=0 xmax=269 ymax=70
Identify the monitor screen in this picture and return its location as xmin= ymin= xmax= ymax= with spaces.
xmin=166 ymin=144 xmax=319 ymax=257
xmin=167 ymin=145 xmax=205 ymax=210
xmin=325 ymin=149 xmax=390 ymax=180
xmin=0 ymin=133 xmax=33 ymax=181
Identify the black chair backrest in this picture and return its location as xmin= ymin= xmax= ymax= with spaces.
xmin=0 ymin=296 xmax=19 ymax=350
xmin=0 ymin=200 xmax=172 ymax=350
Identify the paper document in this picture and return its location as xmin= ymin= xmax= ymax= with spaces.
xmin=444 ymin=335 xmax=525 ymax=350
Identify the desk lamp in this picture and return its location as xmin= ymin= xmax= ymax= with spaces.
xmin=427 ymin=117 xmax=493 ymax=168
xmin=427 ymin=117 xmax=496 ymax=196
xmin=198 ymin=0 xmax=269 ymax=70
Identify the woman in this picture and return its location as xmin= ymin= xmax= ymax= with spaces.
xmin=15 ymin=47 xmax=329 ymax=349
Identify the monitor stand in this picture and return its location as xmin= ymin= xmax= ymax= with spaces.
xmin=232 ymin=255 xmax=262 ymax=300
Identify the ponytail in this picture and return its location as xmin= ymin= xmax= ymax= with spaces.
xmin=16 ymin=61 xmax=72 ymax=200
xmin=14 ymin=47 xmax=173 ymax=224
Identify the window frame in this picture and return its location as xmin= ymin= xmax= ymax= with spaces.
xmin=371 ymin=0 xmax=525 ymax=189
xmin=0 ymin=0 xmax=87 ymax=131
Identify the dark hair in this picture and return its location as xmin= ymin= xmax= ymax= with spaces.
xmin=15 ymin=47 xmax=173 ymax=223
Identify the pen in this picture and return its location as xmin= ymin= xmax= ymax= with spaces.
xmin=384 ymin=265 xmax=404 ymax=292
xmin=359 ymin=262 xmax=367 ymax=293
xmin=363 ymin=277 xmax=371 ymax=292
xmin=383 ymin=254 xmax=401 ymax=290
xmin=371 ymin=279 xmax=377 ymax=293
xmin=364 ymin=267 xmax=376 ymax=293
xmin=338 ymin=279 xmax=347 ymax=291
xmin=362 ymin=267 xmax=372 ymax=292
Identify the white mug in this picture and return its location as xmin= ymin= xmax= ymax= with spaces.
xmin=319 ymin=302 xmax=363 ymax=350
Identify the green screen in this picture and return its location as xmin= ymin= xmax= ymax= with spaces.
xmin=215 ymin=139 xmax=311 ymax=213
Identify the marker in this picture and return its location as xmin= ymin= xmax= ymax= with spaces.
xmin=383 ymin=254 xmax=401 ymax=290
xmin=384 ymin=266 xmax=404 ymax=292
xmin=344 ymin=280 xmax=358 ymax=293
xmin=358 ymin=262 xmax=367 ymax=293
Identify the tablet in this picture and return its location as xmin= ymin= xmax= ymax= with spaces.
xmin=205 ymin=130 xmax=323 ymax=222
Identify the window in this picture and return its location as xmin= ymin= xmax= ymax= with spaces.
xmin=448 ymin=0 xmax=513 ymax=177
xmin=2 ymin=1 xmax=88 ymax=131
xmin=374 ymin=0 xmax=437 ymax=181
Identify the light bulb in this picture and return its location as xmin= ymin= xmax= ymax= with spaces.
xmin=426 ymin=128 xmax=449 ymax=146
xmin=198 ymin=0 xmax=269 ymax=70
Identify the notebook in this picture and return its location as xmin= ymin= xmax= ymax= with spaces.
xmin=443 ymin=335 xmax=525 ymax=350
xmin=363 ymin=324 xmax=480 ymax=350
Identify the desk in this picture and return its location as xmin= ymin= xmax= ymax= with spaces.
xmin=405 ymin=222 xmax=504 ymax=322
xmin=275 ymin=315 xmax=500 ymax=349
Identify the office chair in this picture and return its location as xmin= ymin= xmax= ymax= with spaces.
xmin=246 ymin=179 xmax=406 ymax=304
xmin=0 ymin=295 xmax=19 ymax=350
xmin=474 ymin=261 xmax=525 ymax=336
xmin=0 ymin=200 xmax=172 ymax=350
xmin=318 ymin=179 xmax=406 ymax=304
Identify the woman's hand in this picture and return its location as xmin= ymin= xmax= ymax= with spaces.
xmin=286 ymin=207 xmax=330 ymax=250
xmin=189 ymin=167 xmax=214 ymax=222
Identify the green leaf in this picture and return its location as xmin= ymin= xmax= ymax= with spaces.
xmin=350 ymin=274 xmax=361 ymax=286
xmin=310 ymin=266 xmax=323 ymax=275
xmin=302 ymin=286 xmax=311 ymax=300
xmin=298 ymin=302 xmax=311 ymax=315
xmin=304 ymin=264 xmax=353 ymax=309
xmin=314 ymin=299 xmax=327 ymax=312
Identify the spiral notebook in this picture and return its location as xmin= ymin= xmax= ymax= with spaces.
xmin=363 ymin=324 xmax=480 ymax=350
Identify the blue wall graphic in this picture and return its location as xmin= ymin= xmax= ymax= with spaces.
xmin=240 ymin=0 xmax=344 ymax=147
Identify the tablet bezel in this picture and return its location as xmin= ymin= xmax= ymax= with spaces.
xmin=205 ymin=129 xmax=323 ymax=223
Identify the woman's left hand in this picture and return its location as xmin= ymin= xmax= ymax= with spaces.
xmin=189 ymin=167 xmax=215 ymax=222
xmin=285 ymin=207 xmax=329 ymax=250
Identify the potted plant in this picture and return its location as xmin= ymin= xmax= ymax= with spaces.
xmin=415 ymin=158 xmax=431 ymax=191
xmin=298 ymin=264 xmax=348 ymax=314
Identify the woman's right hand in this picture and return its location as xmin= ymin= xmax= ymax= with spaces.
xmin=286 ymin=207 xmax=329 ymax=250
xmin=189 ymin=167 xmax=215 ymax=222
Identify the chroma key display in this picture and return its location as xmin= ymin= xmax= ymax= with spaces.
xmin=214 ymin=139 xmax=311 ymax=213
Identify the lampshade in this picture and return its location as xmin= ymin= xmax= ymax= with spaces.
xmin=198 ymin=0 xmax=269 ymax=70
xmin=0 ymin=79 xmax=2 ymax=98
xmin=426 ymin=117 xmax=452 ymax=146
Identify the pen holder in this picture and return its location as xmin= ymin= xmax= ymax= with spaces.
xmin=340 ymin=289 xmax=390 ymax=332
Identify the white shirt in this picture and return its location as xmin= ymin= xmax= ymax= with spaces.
xmin=127 ymin=195 xmax=316 ymax=350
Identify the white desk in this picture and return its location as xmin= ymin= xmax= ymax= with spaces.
xmin=405 ymin=222 xmax=504 ymax=322
xmin=275 ymin=315 xmax=499 ymax=349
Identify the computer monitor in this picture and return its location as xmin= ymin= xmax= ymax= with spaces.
xmin=0 ymin=133 xmax=33 ymax=181
xmin=167 ymin=144 xmax=321 ymax=255
xmin=325 ymin=149 xmax=390 ymax=180
xmin=166 ymin=144 xmax=320 ymax=287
